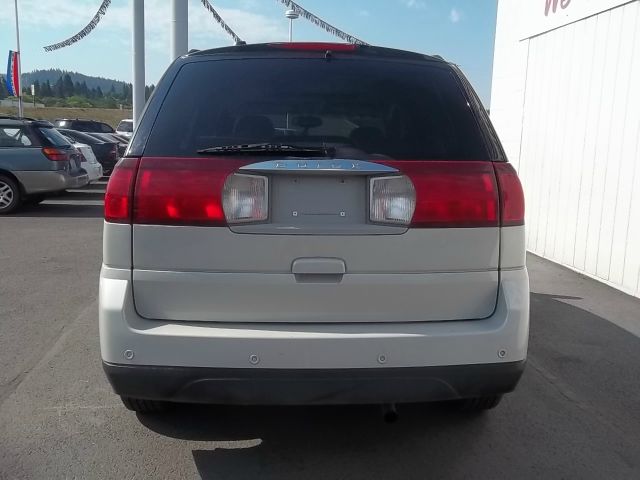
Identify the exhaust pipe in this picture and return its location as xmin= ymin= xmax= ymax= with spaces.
xmin=381 ymin=403 xmax=399 ymax=423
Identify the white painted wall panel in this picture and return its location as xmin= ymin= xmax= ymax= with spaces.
xmin=492 ymin=0 xmax=640 ymax=298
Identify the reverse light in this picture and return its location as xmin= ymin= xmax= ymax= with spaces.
xmin=223 ymin=173 xmax=269 ymax=224
xmin=370 ymin=175 xmax=416 ymax=226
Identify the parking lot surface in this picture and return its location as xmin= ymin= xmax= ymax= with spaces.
xmin=1 ymin=183 xmax=639 ymax=479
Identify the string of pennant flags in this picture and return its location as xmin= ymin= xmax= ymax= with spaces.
xmin=43 ymin=0 xmax=112 ymax=52
xmin=275 ymin=0 xmax=368 ymax=45
xmin=40 ymin=0 xmax=366 ymax=52
xmin=200 ymin=0 xmax=243 ymax=45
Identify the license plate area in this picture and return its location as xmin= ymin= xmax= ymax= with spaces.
xmin=273 ymin=176 xmax=366 ymax=225
xmin=229 ymin=174 xmax=406 ymax=235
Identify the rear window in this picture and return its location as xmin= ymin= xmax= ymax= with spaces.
xmin=145 ymin=58 xmax=489 ymax=160
xmin=39 ymin=127 xmax=72 ymax=147
xmin=60 ymin=130 xmax=101 ymax=145
xmin=117 ymin=120 xmax=133 ymax=132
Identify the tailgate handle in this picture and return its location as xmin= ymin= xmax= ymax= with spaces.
xmin=292 ymin=258 xmax=346 ymax=275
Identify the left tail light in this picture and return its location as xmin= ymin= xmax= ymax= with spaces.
xmin=42 ymin=147 xmax=69 ymax=162
xmin=133 ymin=158 xmax=242 ymax=226
xmin=104 ymin=158 xmax=139 ymax=223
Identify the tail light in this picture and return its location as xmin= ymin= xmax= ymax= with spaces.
xmin=104 ymin=158 xmax=139 ymax=223
xmin=494 ymin=162 xmax=525 ymax=226
xmin=370 ymin=176 xmax=416 ymax=225
xmin=380 ymin=161 xmax=499 ymax=228
xmin=42 ymin=147 xmax=69 ymax=162
xmin=111 ymin=144 xmax=118 ymax=160
xmin=223 ymin=173 xmax=269 ymax=224
xmin=133 ymin=158 xmax=241 ymax=226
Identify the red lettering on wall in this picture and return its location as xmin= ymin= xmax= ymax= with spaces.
xmin=545 ymin=0 xmax=572 ymax=16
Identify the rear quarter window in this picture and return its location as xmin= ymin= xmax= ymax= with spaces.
xmin=39 ymin=127 xmax=73 ymax=147
xmin=144 ymin=58 xmax=489 ymax=160
xmin=117 ymin=121 xmax=133 ymax=132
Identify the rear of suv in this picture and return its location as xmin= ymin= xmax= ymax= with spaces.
xmin=100 ymin=43 xmax=528 ymax=414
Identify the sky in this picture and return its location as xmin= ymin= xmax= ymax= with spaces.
xmin=0 ymin=0 xmax=498 ymax=105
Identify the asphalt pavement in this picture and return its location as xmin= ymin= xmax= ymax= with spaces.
xmin=0 ymin=182 xmax=639 ymax=479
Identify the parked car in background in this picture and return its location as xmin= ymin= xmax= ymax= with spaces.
xmin=53 ymin=118 xmax=115 ymax=133
xmin=64 ymin=139 xmax=103 ymax=183
xmin=100 ymin=43 xmax=529 ymax=414
xmin=84 ymin=132 xmax=128 ymax=158
xmin=116 ymin=119 xmax=133 ymax=139
xmin=57 ymin=128 xmax=119 ymax=175
xmin=0 ymin=116 xmax=88 ymax=214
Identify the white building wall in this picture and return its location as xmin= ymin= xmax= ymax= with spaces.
xmin=492 ymin=0 xmax=640 ymax=298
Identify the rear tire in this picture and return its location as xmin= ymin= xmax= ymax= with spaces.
xmin=120 ymin=396 xmax=168 ymax=413
xmin=0 ymin=175 xmax=21 ymax=215
xmin=453 ymin=395 xmax=503 ymax=413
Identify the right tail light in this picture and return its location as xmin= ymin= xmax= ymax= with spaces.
xmin=375 ymin=160 xmax=524 ymax=228
xmin=493 ymin=162 xmax=525 ymax=226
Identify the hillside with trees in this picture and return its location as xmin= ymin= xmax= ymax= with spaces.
xmin=0 ymin=69 xmax=154 ymax=109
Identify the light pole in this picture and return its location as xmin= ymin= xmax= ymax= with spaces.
xmin=171 ymin=0 xmax=188 ymax=61
xmin=13 ymin=0 xmax=23 ymax=117
xmin=132 ymin=0 xmax=145 ymax=127
xmin=285 ymin=9 xmax=299 ymax=42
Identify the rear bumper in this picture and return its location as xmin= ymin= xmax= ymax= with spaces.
xmin=103 ymin=361 xmax=525 ymax=405
xmin=83 ymin=163 xmax=103 ymax=182
xmin=13 ymin=170 xmax=89 ymax=194
xmin=100 ymin=265 xmax=529 ymax=405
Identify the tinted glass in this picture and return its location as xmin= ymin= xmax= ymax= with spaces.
xmin=0 ymin=127 xmax=35 ymax=147
xmin=145 ymin=58 xmax=488 ymax=160
xmin=117 ymin=120 xmax=133 ymax=132
xmin=39 ymin=127 xmax=73 ymax=147
xmin=100 ymin=123 xmax=115 ymax=133
xmin=58 ymin=129 xmax=102 ymax=145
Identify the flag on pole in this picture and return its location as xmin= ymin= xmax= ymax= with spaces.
xmin=6 ymin=50 xmax=20 ymax=97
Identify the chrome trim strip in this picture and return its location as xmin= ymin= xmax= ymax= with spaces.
xmin=239 ymin=159 xmax=398 ymax=175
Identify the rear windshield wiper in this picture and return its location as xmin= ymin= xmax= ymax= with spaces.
xmin=197 ymin=143 xmax=334 ymax=157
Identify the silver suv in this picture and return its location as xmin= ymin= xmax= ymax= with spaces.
xmin=100 ymin=43 xmax=529 ymax=414
xmin=0 ymin=116 xmax=88 ymax=214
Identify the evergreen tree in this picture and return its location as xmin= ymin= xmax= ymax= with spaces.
xmin=33 ymin=80 xmax=41 ymax=97
xmin=62 ymin=74 xmax=74 ymax=97
xmin=0 ymin=77 xmax=8 ymax=99
xmin=54 ymin=77 xmax=65 ymax=98
xmin=42 ymin=80 xmax=53 ymax=97
xmin=95 ymin=86 xmax=104 ymax=98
